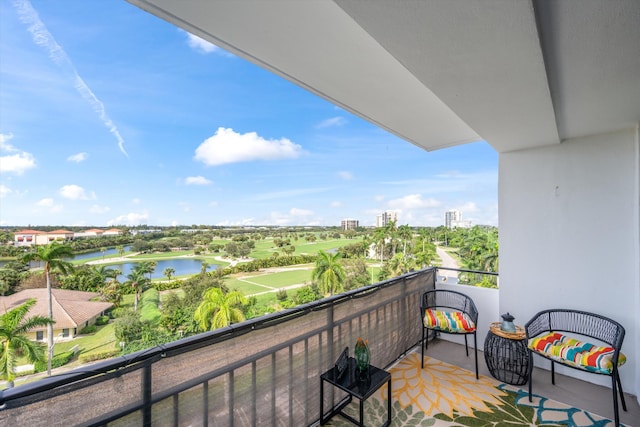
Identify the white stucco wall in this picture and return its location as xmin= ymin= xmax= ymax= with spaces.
xmin=499 ymin=127 xmax=639 ymax=399
xmin=435 ymin=280 xmax=500 ymax=348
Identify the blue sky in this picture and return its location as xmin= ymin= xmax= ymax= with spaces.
xmin=0 ymin=0 xmax=498 ymax=228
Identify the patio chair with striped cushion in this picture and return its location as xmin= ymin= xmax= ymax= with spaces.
xmin=420 ymin=289 xmax=479 ymax=379
xmin=525 ymin=309 xmax=627 ymax=427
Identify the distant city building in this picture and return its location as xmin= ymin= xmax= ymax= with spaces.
xmin=376 ymin=211 xmax=398 ymax=228
xmin=445 ymin=210 xmax=461 ymax=228
xmin=445 ymin=210 xmax=472 ymax=229
xmin=341 ymin=219 xmax=359 ymax=231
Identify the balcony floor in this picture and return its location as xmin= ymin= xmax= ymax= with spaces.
xmin=419 ymin=339 xmax=639 ymax=426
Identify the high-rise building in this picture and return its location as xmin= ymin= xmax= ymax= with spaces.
xmin=445 ymin=209 xmax=472 ymax=229
xmin=376 ymin=211 xmax=398 ymax=228
xmin=445 ymin=210 xmax=461 ymax=228
xmin=341 ymin=219 xmax=359 ymax=230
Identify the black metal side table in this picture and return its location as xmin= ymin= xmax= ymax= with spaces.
xmin=320 ymin=357 xmax=391 ymax=426
xmin=484 ymin=322 xmax=530 ymax=385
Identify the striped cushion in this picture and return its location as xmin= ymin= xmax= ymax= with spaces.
xmin=424 ymin=309 xmax=476 ymax=333
xmin=528 ymin=332 xmax=626 ymax=374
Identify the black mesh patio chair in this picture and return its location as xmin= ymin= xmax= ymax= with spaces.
xmin=420 ymin=289 xmax=479 ymax=379
xmin=525 ymin=309 xmax=627 ymax=427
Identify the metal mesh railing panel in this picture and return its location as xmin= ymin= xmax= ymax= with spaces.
xmin=0 ymin=366 xmax=144 ymax=426
xmin=0 ymin=269 xmax=435 ymax=427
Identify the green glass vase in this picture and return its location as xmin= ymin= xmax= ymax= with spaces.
xmin=354 ymin=338 xmax=370 ymax=372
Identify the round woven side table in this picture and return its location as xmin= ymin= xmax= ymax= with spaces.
xmin=484 ymin=322 xmax=529 ymax=385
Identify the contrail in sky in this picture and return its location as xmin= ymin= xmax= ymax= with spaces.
xmin=13 ymin=0 xmax=128 ymax=157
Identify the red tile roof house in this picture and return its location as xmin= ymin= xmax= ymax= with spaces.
xmin=13 ymin=229 xmax=45 ymax=247
xmin=82 ymin=228 xmax=106 ymax=236
xmin=103 ymin=228 xmax=123 ymax=236
xmin=0 ymin=289 xmax=113 ymax=342
xmin=13 ymin=229 xmax=75 ymax=247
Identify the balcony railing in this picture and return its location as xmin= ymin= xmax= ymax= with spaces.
xmin=0 ymin=268 xmax=436 ymax=426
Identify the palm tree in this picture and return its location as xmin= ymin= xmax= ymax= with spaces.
xmin=137 ymin=261 xmax=157 ymax=280
xmin=312 ymin=250 xmax=346 ymax=296
xmin=372 ymin=227 xmax=387 ymax=262
xmin=194 ymin=288 xmax=247 ymax=331
xmin=0 ymin=298 xmax=53 ymax=388
xmin=112 ymin=268 xmax=123 ymax=283
xmin=92 ymin=265 xmax=116 ymax=283
xmin=21 ymin=241 xmax=74 ymax=376
xmin=200 ymin=261 xmax=210 ymax=275
xmin=388 ymin=253 xmax=415 ymax=277
xmin=164 ymin=267 xmax=175 ymax=281
xmin=385 ymin=220 xmax=399 ymax=256
xmin=125 ymin=267 xmax=149 ymax=312
xmin=398 ymin=224 xmax=413 ymax=257
xmin=117 ymin=245 xmax=125 ymax=257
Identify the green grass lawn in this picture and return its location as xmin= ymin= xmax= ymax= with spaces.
xmin=224 ymin=267 xmax=313 ymax=296
xmin=224 ymin=279 xmax=269 ymax=295
xmin=54 ymin=323 xmax=117 ymax=358
xmin=241 ymin=269 xmax=311 ymax=287
xmin=247 ymin=237 xmax=362 ymax=259
xmin=292 ymin=238 xmax=362 ymax=255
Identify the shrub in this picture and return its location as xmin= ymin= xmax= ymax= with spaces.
xmin=95 ymin=315 xmax=110 ymax=326
xmin=79 ymin=325 xmax=97 ymax=334
xmin=276 ymin=288 xmax=288 ymax=301
xmin=152 ymin=280 xmax=182 ymax=291
xmin=34 ymin=351 xmax=75 ymax=373
xmin=79 ymin=350 xmax=120 ymax=363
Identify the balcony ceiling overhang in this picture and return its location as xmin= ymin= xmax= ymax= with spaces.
xmin=128 ymin=0 xmax=640 ymax=154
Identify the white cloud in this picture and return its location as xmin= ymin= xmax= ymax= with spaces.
xmin=374 ymin=195 xmax=385 ymax=202
xmin=209 ymin=201 xmax=219 ymax=207
xmin=131 ymin=198 xmax=141 ymax=204
xmin=388 ymin=194 xmax=441 ymax=209
xmin=107 ymin=212 xmax=149 ymax=226
xmin=14 ymin=0 xmax=127 ymax=156
xmin=185 ymin=176 xmax=212 ymax=185
xmin=0 ymin=133 xmax=15 ymax=148
xmin=290 ymin=208 xmax=313 ymax=217
xmin=0 ymin=134 xmax=36 ymax=174
xmin=337 ymin=171 xmax=353 ymax=180
xmin=0 ymin=184 xmax=11 ymax=198
xmin=90 ymin=204 xmax=110 ymax=214
xmin=316 ymin=116 xmax=347 ymax=129
xmin=195 ymin=127 xmax=304 ymax=166
xmin=184 ymin=31 xmax=219 ymax=54
xmin=36 ymin=198 xmax=62 ymax=213
xmin=330 ymin=201 xmax=343 ymax=208
xmin=36 ymin=198 xmax=54 ymax=207
xmin=265 ymin=208 xmax=317 ymax=226
xmin=67 ymin=152 xmax=88 ymax=163
xmin=59 ymin=184 xmax=96 ymax=200
xmin=455 ymin=202 xmax=479 ymax=213
xmin=252 ymin=187 xmax=328 ymax=201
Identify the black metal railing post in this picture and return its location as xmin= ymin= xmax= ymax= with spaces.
xmin=142 ymin=361 xmax=152 ymax=426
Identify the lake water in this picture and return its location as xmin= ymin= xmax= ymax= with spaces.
xmin=0 ymin=247 xmax=131 ymax=268
xmin=104 ymin=258 xmax=217 ymax=279
xmin=1 ymin=246 xmax=217 ymax=278
xmin=70 ymin=246 xmax=132 ymax=261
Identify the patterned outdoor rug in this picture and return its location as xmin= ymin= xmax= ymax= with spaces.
xmin=326 ymin=351 xmax=623 ymax=426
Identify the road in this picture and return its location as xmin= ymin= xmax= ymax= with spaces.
xmin=436 ymin=246 xmax=459 ymax=282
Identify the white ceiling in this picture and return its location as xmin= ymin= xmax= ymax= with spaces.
xmin=128 ymin=0 xmax=640 ymax=154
